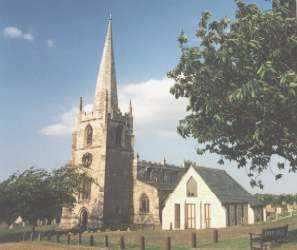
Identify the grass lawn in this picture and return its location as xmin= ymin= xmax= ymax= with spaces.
xmin=0 ymin=225 xmax=55 ymax=244
xmin=1 ymin=216 xmax=297 ymax=249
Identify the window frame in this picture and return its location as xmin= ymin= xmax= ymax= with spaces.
xmin=185 ymin=203 xmax=196 ymax=229
xmin=78 ymin=180 xmax=92 ymax=202
xmin=139 ymin=193 xmax=150 ymax=214
xmin=85 ymin=124 xmax=93 ymax=146
xmin=186 ymin=176 xmax=198 ymax=197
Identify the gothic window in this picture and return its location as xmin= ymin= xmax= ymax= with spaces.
xmin=85 ymin=125 xmax=93 ymax=146
xmin=139 ymin=193 xmax=149 ymax=214
xmin=153 ymin=170 xmax=158 ymax=182
xmin=146 ymin=168 xmax=152 ymax=181
xmin=82 ymin=153 xmax=92 ymax=168
xmin=79 ymin=209 xmax=88 ymax=228
xmin=161 ymin=169 xmax=165 ymax=183
xmin=78 ymin=180 xmax=92 ymax=201
xmin=116 ymin=125 xmax=123 ymax=146
xmin=164 ymin=172 xmax=169 ymax=183
xmin=170 ymin=173 xmax=177 ymax=184
xmin=186 ymin=177 xmax=197 ymax=197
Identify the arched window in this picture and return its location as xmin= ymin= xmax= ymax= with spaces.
xmin=85 ymin=125 xmax=93 ymax=146
xmin=146 ymin=168 xmax=152 ymax=181
xmin=160 ymin=169 xmax=165 ymax=183
xmin=186 ymin=177 xmax=197 ymax=197
xmin=82 ymin=153 xmax=92 ymax=168
xmin=79 ymin=209 xmax=88 ymax=228
xmin=78 ymin=180 xmax=92 ymax=201
xmin=116 ymin=125 xmax=123 ymax=146
xmin=139 ymin=193 xmax=149 ymax=213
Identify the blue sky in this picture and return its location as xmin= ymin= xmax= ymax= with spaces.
xmin=1 ymin=0 xmax=296 ymax=194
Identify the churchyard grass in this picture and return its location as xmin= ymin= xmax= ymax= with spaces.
xmin=0 ymin=215 xmax=297 ymax=249
xmin=0 ymin=225 xmax=55 ymax=244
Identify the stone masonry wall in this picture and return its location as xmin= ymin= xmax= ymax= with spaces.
xmin=132 ymin=179 xmax=160 ymax=225
xmin=103 ymin=115 xmax=134 ymax=225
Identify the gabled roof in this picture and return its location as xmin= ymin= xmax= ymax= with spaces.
xmin=192 ymin=166 xmax=261 ymax=206
xmin=136 ymin=159 xmax=262 ymax=207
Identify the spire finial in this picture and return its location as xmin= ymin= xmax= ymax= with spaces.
xmin=79 ymin=96 xmax=83 ymax=112
xmin=128 ymin=99 xmax=133 ymax=115
xmin=109 ymin=13 xmax=112 ymax=21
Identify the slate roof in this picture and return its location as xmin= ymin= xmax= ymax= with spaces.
xmin=137 ymin=159 xmax=262 ymax=207
xmin=193 ymin=166 xmax=262 ymax=206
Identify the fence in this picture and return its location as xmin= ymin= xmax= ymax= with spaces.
xmin=18 ymin=229 xmax=221 ymax=249
xmin=266 ymin=211 xmax=297 ymax=222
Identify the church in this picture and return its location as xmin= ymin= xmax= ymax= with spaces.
xmin=59 ymin=18 xmax=265 ymax=230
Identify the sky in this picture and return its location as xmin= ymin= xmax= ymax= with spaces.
xmin=0 ymin=0 xmax=296 ymax=194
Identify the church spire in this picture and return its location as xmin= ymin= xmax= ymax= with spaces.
xmin=93 ymin=16 xmax=118 ymax=114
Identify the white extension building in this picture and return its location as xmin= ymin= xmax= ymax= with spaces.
xmin=162 ymin=166 xmax=266 ymax=230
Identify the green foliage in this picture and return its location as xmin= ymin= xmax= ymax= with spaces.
xmin=0 ymin=178 xmax=19 ymax=225
xmin=169 ymin=0 xmax=297 ymax=187
xmin=255 ymin=193 xmax=297 ymax=205
xmin=0 ymin=165 xmax=93 ymax=226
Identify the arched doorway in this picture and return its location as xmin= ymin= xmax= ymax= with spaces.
xmin=79 ymin=209 xmax=88 ymax=229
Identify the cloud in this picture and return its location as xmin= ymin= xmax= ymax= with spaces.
xmin=118 ymin=78 xmax=187 ymax=136
xmin=3 ymin=26 xmax=34 ymax=41
xmin=40 ymin=108 xmax=77 ymax=136
xmin=40 ymin=104 xmax=93 ymax=136
xmin=3 ymin=27 xmax=22 ymax=38
xmin=23 ymin=33 xmax=34 ymax=41
xmin=40 ymin=78 xmax=187 ymax=137
xmin=46 ymin=39 xmax=55 ymax=48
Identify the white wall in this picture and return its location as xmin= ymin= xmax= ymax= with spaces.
xmin=248 ymin=205 xmax=266 ymax=224
xmin=162 ymin=166 xmax=227 ymax=230
xmin=248 ymin=204 xmax=255 ymax=224
xmin=263 ymin=207 xmax=267 ymax=222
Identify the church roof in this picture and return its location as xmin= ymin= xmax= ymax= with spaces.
xmin=192 ymin=166 xmax=262 ymax=206
xmin=137 ymin=160 xmax=185 ymax=189
xmin=137 ymin=160 xmax=261 ymax=207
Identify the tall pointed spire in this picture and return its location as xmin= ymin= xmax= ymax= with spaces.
xmin=93 ymin=16 xmax=118 ymax=114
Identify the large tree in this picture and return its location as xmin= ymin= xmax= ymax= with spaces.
xmin=168 ymin=0 xmax=297 ymax=187
xmin=0 ymin=165 xmax=92 ymax=227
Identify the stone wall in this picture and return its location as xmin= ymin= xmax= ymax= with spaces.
xmin=59 ymin=107 xmax=108 ymax=229
xmin=103 ymin=114 xmax=134 ymax=225
xmin=103 ymin=148 xmax=133 ymax=225
xmin=132 ymin=179 xmax=160 ymax=225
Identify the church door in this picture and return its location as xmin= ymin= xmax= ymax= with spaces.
xmin=80 ymin=209 xmax=88 ymax=229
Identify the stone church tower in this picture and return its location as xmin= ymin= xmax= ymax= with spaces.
xmin=59 ymin=17 xmax=134 ymax=229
